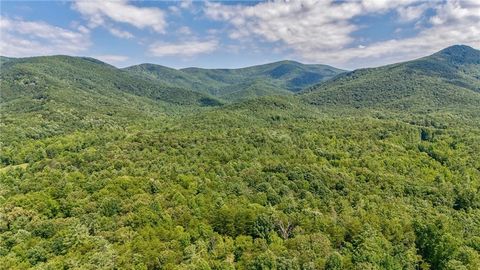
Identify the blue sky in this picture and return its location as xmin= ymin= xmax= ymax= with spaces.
xmin=0 ymin=0 xmax=479 ymax=69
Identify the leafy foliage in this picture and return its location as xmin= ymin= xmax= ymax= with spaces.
xmin=1 ymin=46 xmax=480 ymax=269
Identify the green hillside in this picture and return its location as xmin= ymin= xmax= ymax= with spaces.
xmin=301 ymin=45 xmax=480 ymax=112
xmin=0 ymin=56 xmax=221 ymax=144
xmin=0 ymin=56 xmax=14 ymax=64
xmin=125 ymin=60 xmax=344 ymax=100
xmin=1 ymin=46 xmax=480 ymax=269
xmin=1 ymin=56 xmax=221 ymax=107
xmin=218 ymin=80 xmax=292 ymax=101
xmin=124 ymin=63 xmax=214 ymax=94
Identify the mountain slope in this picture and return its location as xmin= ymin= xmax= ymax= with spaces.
xmin=0 ymin=56 xmax=221 ymax=142
xmin=123 ymin=63 xmax=214 ymax=94
xmin=219 ymin=79 xmax=293 ymax=101
xmin=181 ymin=60 xmax=344 ymax=92
xmin=301 ymin=45 xmax=480 ymax=112
xmin=1 ymin=56 xmax=221 ymax=106
xmin=125 ymin=60 xmax=344 ymax=100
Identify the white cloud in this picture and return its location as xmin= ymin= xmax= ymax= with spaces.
xmin=169 ymin=0 xmax=200 ymax=16
xmin=73 ymin=0 xmax=166 ymax=34
xmin=180 ymin=0 xmax=193 ymax=9
xmin=178 ymin=26 xmax=192 ymax=35
xmin=149 ymin=40 xmax=218 ymax=57
xmin=206 ymin=0 xmax=361 ymax=53
xmin=95 ymin=54 xmax=129 ymax=64
xmin=328 ymin=0 xmax=480 ymax=67
xmin=361 ymin=0 xmax=418 ymax=12
xmin=205 ymin=0 xmax=480 ymax=68
xmin=108 ymin=27 xmax=134 ymax=39
xmin=204 ymin=0 xmax=410 ymax=55
xmin=0 ymin=17 xmax=91 ymax=57
xmin=169 ymin=6 xmax=181 ymax=15
xmin=397 ymin=4 xmax=429 ymax=22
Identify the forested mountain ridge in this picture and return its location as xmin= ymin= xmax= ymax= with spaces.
xmin=0 ymin=55 xmax=222 ymax=144
xmin=0 ymin=55 xmax=222 ymax=107
xmin=123 ymin=63 xmax=212 ymax=95
xmin=1 ymin=46 xmax=480 ymax=269
xmin=125 ymin=60 xmax=344 ymax=100
xmin=301 ymin=45 xmax=480 ymax=112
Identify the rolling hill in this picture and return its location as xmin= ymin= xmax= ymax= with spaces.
xmin=0 ymin=55 xmax=221 ymax=107
xmin=125 ymin=60 xmax=344 ymax=100
xmin=301 ymin=45 xmax=480 ymax=112
xmin=0 ymin=55 xmax=221 ymax=143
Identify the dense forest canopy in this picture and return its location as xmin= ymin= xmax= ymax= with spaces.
xmin=0 ymin=45 xmax=479 ymax=269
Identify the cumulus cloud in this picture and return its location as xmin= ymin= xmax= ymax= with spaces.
xmin=204 ymin=0 xmax=417 ymax=50
xmin=73 ymin=0 xmax=166 ymax=35
xmin=331 ymin=0 xmax=480 ymax=67
xmin=205 ymin=0 xmax=480 ymax=68
xmin=180 ymin=0 xmax=193 ymax=9
xmin=107 ymin=27 xmax=134 ymax=39
xmin=149 ymin=40 xmax=218 ymax=57
xmin=0 ymin=17 xmax=91 ymax=57
xmin=396 ymin=3 xmax=429 ymax=22
xmin=360 ymin=0 xmax=418 ymax=12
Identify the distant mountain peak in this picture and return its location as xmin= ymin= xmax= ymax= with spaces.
xmin=434 ymin=44 xmax=480 ymax=65
xmin=439 ymin=44 xmax=477 ymax=54
xmin=302 ymin=44 xmax=480 ymax=110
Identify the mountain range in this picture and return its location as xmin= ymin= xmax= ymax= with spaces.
xmin=2 ymin=45 xmax=479 ymax=113
xmin=1 ymin=45 xmax=480 ymax=269
xmin=1 ymin=45 xmax=479 ymax=147
xmin=125 ymin=60 xmax=344 ymax=99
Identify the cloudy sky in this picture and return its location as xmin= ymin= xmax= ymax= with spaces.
xmin=0 ymin=0 xmax=479 ymax=69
